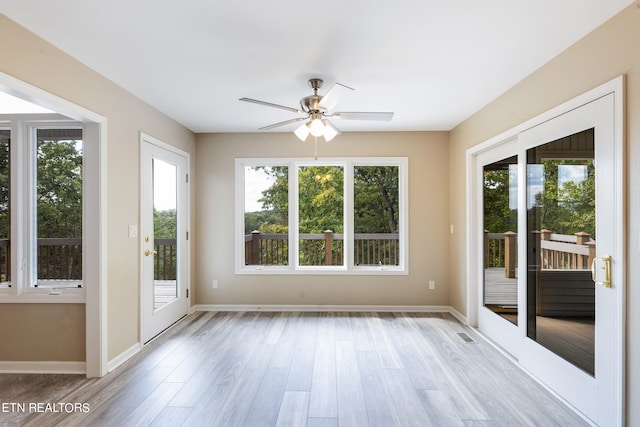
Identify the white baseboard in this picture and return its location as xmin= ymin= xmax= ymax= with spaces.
xmin=107 ymin=343 xmax=141 ymax=373
xmin=193 ymin=304 xmax=454 ymax=313
xmin=448 ymin=306 xmax=468 ymax=324
xmin=0 ymin=361 xmax=86 ymax=374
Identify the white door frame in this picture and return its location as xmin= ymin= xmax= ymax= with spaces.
xmin=472 ymin=139 xmax=522 ymax=359
xmin=466 ymin=76 xmax=625 ymax=424
xmin=0 ymin=71 xmax=108 ymax=377
xmin=139 ymin=132 xmax=190 ymax=344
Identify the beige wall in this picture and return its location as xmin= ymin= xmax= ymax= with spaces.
xmin=0 ymin=15 xmax=197 ymax=362
xmin=195 ymin=131 xmax=450 ymax=306
xmin=448 ymin=4 xmax=640 ymax=423
xmin=0 ymin=305 xmax=85 ymax=361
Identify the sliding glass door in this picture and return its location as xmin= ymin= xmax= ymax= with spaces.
xmin=472 ymin=92 xmax=623 ymax=425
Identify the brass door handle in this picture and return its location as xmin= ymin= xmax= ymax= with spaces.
xmin=144 ymin=249 xmax=157 ymax=257
xmin=591 ymin=255 xmax=611 ymax=288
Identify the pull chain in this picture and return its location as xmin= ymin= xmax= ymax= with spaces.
xmin=314 ymin=136 xmax=318 ymax=160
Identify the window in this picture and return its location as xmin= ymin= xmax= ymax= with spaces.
xmin=354 ymin=165 xmax=400 ymax=267
xmin=236 ymin=158 xmax=408 ymax=274
xmin=244 ymin=165 xmax=289 ymax=266
xmin=32 ymin=128 xmax=83 ymax=288
xmin=0 ymin=121 xmax=85 ymax=298
xmin=298 ymin=165 xmax=344 ymax=266
xmin=0 ymin=129 xmax=9 ymax=287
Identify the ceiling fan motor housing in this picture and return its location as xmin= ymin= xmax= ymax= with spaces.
xmin=300 ymin=95 xmax=324 ymax=113
xmin=300 ymin=78 xmax=326 ymax=113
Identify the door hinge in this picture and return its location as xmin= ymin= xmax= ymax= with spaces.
xmin=186 ymin=231 xmax=189 ymax=240
xmin=186 ymin=289 xmax=189 ymax=298
xmin=186 ymin=173 xmax=189 ymax=183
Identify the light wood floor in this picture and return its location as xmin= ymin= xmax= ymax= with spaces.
xmin=1 ymin=311 xmax=589 ymax=426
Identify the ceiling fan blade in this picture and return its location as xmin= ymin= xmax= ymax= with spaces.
xmin=258 ymin=117 xmax=308 ymax=130
xmin=239 ymin=97 xmax=303 ymax=114
xmin=318 ymin=82 xmax=354 ymax=111
xmin=330 ymin=111 xmax=394 ymax=121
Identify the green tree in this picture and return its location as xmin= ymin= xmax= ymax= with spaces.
xmin=297 ymin=166 xmax=344 ymax=233
xmin=244 ymin=210 xmax=287 ymax=234
xmin=256 ymin=166 xmax=288 ymax=216
xmin=246 ymin=166 xmax=289 ymax=235
xmin=483 ymin=167 xmax=517 ymax=233
xmin=251 ymin=165 xmax=400 ymax=235
xmin=0 ymin=132 xmax=9 ymax=240
xmin=154 ymin=209 xmax=177 ymax=238
xmin=533 ymin=159 xmax=595 ymax=237
xmin=354 ymin=166 xmax=399 ymax=233
xmin=37 ymin=138 xmax=83 ymax=239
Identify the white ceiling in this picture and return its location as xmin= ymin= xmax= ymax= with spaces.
xmin=0 ymin=0 xmax=634 ymax=133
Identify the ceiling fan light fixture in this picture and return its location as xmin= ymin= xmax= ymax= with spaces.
xmin=322 ymin=122 xmax=339 ymax=142
xmin=294 ymin=122 xmax=310 ymax=141
xmin=309 ymin=117 xmax=325 ymax=137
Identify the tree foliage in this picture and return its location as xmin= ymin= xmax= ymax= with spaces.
xmin=37 ymin=139 xmax=83 ymax=239
xmin=154 ymin=209 xmax=177 ymax=238
xmin=297 ymin=166 xmax=344 ymax=233
xmin=0 ymin=133 xmax=9 ymax=239
xmin=245 ymin=165 xmax=399 ymax=235
xmin=483 ymin=159 xmax=595 ymax=238
xmin=531 ymin=159 xmax=595 ymax=237
xmin=483 ymin=167 xmax=517 ymax=233
xmin=354 ymin=166 xmax=398 ymax=233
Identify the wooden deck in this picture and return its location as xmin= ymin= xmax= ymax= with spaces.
xmin=154 ymin=280 xmax=177 ymax=309
xmin=484 ymin=267 xmax=517 ymax=306
xmin=1 ymin=311 xmax=589 ymax=426
xmin=483 ymin=268 xmax=594 ymax=374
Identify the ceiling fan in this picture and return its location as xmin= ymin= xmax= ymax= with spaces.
xmin=239 ymin=78 xmax=394 ymax=142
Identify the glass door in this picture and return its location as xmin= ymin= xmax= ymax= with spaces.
xmin=517 ymin=94 xmax=622 ymax=424
xmin=525 ymin=129 xmax=595 ymax=375
xmin=473 ymin=89 xmax=623 ymax=425
xmin=141 ymin=137 xmax=189 ymax=343
xmin=483 ymin=155 xmax=518 ymax=325
xmin=475 ymin=139 xmax=522 ymax=358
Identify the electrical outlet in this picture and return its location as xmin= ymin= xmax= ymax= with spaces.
xmin=428 ymin=280 xmax=435 ymax=290
xmin=212 ymin=280 xmax=218 ymax=289
xmin=128 ymin=225 xmax=138 ymax=238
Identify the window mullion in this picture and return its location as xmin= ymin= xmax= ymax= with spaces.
xmin=27 ymin=125 xmax=38 ymax=289
xmin=344 ymin=161 xmax=354 ymax=270
xmin=290 ymin=161 xmax=299 ymax=270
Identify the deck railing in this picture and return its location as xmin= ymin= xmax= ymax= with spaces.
xmin=485 ymin=230 xmax=595 ymax=278
xmin=0 ymin=239 xmax=9 ymax=282
xmin=37 ymin=238 xmax=82 ymax=280
xmin=538 ymin=230 xmax=595 ymax=270
xmin=154 ymin=238 xmax=177 ymax=280
xmin=245 ymin=231 xmax=399 ymax=266
xmin=0 ymin=237 xmax=178 ymax=282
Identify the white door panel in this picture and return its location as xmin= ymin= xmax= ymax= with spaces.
xmin=141 ymin=136 xmax=189 ymax=343
xmin=473 ymin=92 xmax=623 ymax=425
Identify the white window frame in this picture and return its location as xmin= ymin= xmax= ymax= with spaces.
xmin=235 ymin=157 xmax=408 ymax=275
xmin=0 ymin=117 xmax=86 ymax=302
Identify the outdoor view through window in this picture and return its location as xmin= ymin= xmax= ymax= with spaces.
xmin=36 ymin=128 xmax=83 ymax=287
xmin=0 ymin=130 xmax=9 ymax=285
xmin=243 ymin=162 xmax=401 ymax=270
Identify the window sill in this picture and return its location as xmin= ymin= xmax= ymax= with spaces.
xmin=236 ymin=266 xmax=408 ymax=275
xmin=0 ymin=289 xmax=86 ymax=304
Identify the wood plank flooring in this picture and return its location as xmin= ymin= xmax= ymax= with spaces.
xmin=1 ymin=311 xmax=590 ymax=426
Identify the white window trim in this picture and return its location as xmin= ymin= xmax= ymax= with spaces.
xmin=0 ymin=118 xmax=86 ymax=303
xmin=235 ymin=157 xmax=409 ymax=275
